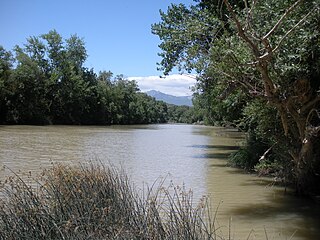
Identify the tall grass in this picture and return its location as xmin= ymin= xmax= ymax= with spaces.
xmin=0 ymin=163 xmax=220 ymax=240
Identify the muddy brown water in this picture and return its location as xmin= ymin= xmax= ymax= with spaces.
xmin=0 ymin=124 xmax=319 ymax=239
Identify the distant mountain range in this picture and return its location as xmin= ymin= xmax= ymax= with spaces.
xmin=146 ymin=90 xmax=193 ymax=106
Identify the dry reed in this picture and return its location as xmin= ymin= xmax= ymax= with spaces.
xmin=0 ymin=163 xmax=220 ymax=240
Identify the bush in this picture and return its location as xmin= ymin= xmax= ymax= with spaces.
xmin=0 ymin=163 xmax=218 ymax=240
xmin=229 ymin=132 xmax=269 ymax=171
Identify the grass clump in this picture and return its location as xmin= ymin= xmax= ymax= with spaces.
xmin=0 ymin=163 xmax=219 ymax=240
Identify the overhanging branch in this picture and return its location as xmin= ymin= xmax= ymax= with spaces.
xmin=222 ymin=0 xmax=260 ymax=57
xmin=272 ymin=9 xmax=316 ymax=53
xmin=262 ymin=0 xmax=303 ymax=40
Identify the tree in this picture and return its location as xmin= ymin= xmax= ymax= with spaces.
xmin=152 ymin=3 xmax=221 ymax=75
xmin=0 ymin=30 xmax=170 ymax=126
xmin=153 ymin=0 xmax=320 ymax=195
xmin=65 ymin=34 xmax=87 ymax=71
xmin=0 ymin=46 xmax=13 ymax=123
xmin=4 ymin=44 xmax=49 ymax=124
xmin=41 ymin=30 xmax=92 ymax=124
xmin=220 ymin=0 xmax=320 ymax=194
xmin=152 ymin=1 xmax=249 ymax=126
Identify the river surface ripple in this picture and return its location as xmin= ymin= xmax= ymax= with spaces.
xmin=0 ymin=124 xmax=319 ymax=239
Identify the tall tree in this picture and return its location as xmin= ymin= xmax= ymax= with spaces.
xmin=0 ymin=46 xmax=13 ymax=123
xmin=4 ymin=44 xmax=49 ymax=123
xmin=153 ymin=0 xmax=320 ymax=195
xmin=220 ymin=0 xmax=320 ymax=194
xmin=0 ymin=30 xmax=170 ymax=126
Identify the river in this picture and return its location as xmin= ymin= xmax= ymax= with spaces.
xmin=0 ymin=124 xmax=319 ymax=239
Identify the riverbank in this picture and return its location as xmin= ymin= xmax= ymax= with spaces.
xmin=0 ymin=163 xmax=218 ymax=239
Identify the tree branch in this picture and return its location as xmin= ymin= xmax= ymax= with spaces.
xmin=243 ymin=0 xmax=250 ymax=30
xmin=300 ymin=96 xmax=320 ymax=114
xmin=306 ymin=108 xmax=320 ymax=128
xmin=259 ymin=143 xmax=276 ymax=162
xmin=286 ymin=99 xmax=306 ymax=139
xmin=272 ymin=9 xmax=316 ymax=53
xmin=262 ymin=0 xmax=303 ymax=40
xmin=223 ymin=0 xmax=277 ymax=97
xmin=222 ymin=0 xmax=260 ymax=57
xmin=279 ymin=106 xmax=289 ymax=136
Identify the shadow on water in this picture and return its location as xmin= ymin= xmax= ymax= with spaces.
xmin=209 ymin=163 xmax=229 ymax=168
xmin=189 ymin=144 xmax=240 ymax=151
xmin=193 ymin=152 xmax=233 ymax=160
xmin=240 ymin=178 xmax=276 ymax=187
xmin=216 ymin=162 xmax=320 ymax=239
xmin=191 ymin=145 xmax=239 ymax=160
xmin=192 ymin=127 xmax=245 ymax=139
xmin=228 ymin=193 xmax=320 ymax=239
xmin=224 ymin=168 xmax=248 ymax=175
xmin=191 ymin=126 xmax=320 ymax=239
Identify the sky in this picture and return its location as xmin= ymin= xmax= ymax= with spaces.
xmin=0 ymin=0 xmax=196 ymax=96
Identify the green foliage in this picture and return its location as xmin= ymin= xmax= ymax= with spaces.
xmin=229 ymin=132 xmax=268 ymax=170
xmin=152 ymin=4 xmax=220 ymax=75
xmin=0 ymin=31 xmax=169 ymax=125
xmin=240 ymin=99 xmax=280 ymax=138
xmin=0 ymin=46 xmax=13 ymax=123
xmin=192 ymin=74 xmax=249 ymax=126
xmin=153 ymin=0 xmax=320 ymax=194
xmin=166 ymin=104 xmax=204 ymax=124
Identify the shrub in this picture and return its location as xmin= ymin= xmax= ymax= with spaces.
xmin=0 ymin=163 xmax=218 ymax=240
xmin=229 ymin=131 xmax=269 ymax=171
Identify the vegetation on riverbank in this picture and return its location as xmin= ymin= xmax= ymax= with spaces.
xmin=152 ymin=0 xmax=320 ymax=196
xmin=0 ymin=32 xmax=205 ymax=125
xmin=0 ymin=33 xmax=170 ymax=125
xmin=0 ymin=163 xmax=219 ymax=239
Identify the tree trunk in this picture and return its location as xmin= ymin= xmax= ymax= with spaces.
xmin=294 ymin=135 xmax=317 ymax=195
xmin=223 ymin=0 xmax=320 ymax=195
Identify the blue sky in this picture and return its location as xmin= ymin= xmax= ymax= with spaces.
xmin=0 ymin=0 xmax=196 ymax=96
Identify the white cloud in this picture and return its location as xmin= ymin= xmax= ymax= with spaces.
xmin=128 ymin=74 xmax=197 ymax=96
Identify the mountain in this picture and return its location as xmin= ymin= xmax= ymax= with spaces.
xmin=146 ymin=90 xmax=193 ymax=106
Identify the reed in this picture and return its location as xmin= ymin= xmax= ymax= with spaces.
xmin=0 ymin=163 xmax=220 ymax=240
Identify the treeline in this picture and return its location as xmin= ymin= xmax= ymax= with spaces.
xmin=167 ymin=104 xmax=204 ymax=124
xmin=0 ymin=30 xmax=171 ymax=125
xmin=153 ymin=0 xmax=320 ymax=195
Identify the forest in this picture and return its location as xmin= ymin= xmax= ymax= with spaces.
xmin=0 ymin=30 xmax=182 ymax=125
xmin=152 ymin=0 xmax=320 ymax=196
